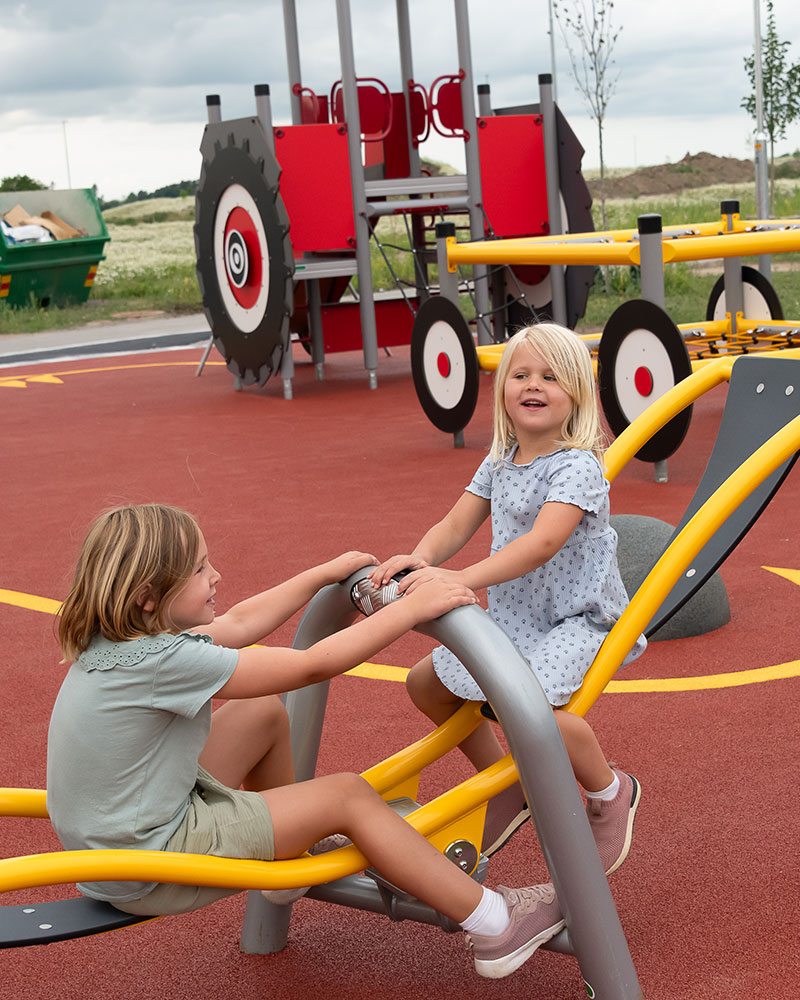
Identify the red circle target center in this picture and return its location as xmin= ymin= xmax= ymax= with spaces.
xmin=224 ymin=206 xmax=263 ymax=309
xmin=634 ymin=366 xmax=654 ymax=397
xmin=437 ymin=352 xmax=451 ymax=378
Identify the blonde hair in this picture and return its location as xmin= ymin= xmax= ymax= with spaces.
xmin=58 ymin=504 xmax=201 ymax=662
xmin=489 ymin=323 xmax=605 ymax=464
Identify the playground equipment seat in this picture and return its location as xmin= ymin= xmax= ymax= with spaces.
xmin=331 ymin=77 xmax=393 ymax=142
xmin=429 ymin=71 xmax=466 ymax=139
xmin=292 ymin=84 xmax=329 ymax=124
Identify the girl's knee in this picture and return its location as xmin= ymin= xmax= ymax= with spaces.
xmin=406 ymin=656 xmax=438 ymax=705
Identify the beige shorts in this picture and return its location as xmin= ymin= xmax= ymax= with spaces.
xmin=112 ymin=766 xmax=274 ymax=916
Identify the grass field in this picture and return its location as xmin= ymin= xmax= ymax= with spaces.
xmin=2 ymin=179 xmax=800 ymax=336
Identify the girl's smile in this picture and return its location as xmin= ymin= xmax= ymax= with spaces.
xmin=504 ymin=343 xmax=573 ymax=455
xmin=167 ymin=531 xmax=222 ymax=631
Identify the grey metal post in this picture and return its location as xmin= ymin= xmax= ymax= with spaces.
xmin=307 ymin=278 xmax=325 ymax=379
xmin=721 ymin=200 xmax=744 ymax=340
xmin=752 ymin=0 xmax=771 ymax=279
xmin=638 ymin=214 xmax=668 ymax=482
xmin=435 ymin=222 xmax=460 ymax=306
xmin=240 ymin=570 xmax=642 ymax=997
xmin=282 ymin=0 xmax=303 ymax=124
xmin=336 ymin=0 xmax=380 ymax=388
xmin=539 ymin=73 xmax=568 ymax=326
xmin=239 ymin=586 xmax=346 ymax=954
xmin=254 ymin=84 xmax=276 ymax=158
xmin=477 ymin=82 xmax=492 ymax=118
xmin=638 ymin=213 xmax=665 ymax=309
xmin=477 ymin=83 xmax=505 ymax=342
xmin=206 ymin=94 xmax=221 ymax=125
xmin=454 ymin=0 xmax=491 ymax=346
xmin=396 ymin=0 xmax=421 ymax=177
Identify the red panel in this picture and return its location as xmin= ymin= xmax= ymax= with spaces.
xmin=318 ymin=297 xmax=417 ymax=353
xmin=273 ymin=124 xmax=356 ymax=253
xmin=477 ymin=115 xmax=549 ymax=240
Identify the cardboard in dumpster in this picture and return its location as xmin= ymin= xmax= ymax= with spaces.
xmin=2 ymin=204 xmax=84 ymax=240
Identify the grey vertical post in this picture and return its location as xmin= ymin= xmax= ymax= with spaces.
xmin=206 ymin=94 xmax=221 ymax=124
xmin=638 ymin=214 xmax=667 ymax=482
xmin=396 ymin=0 xmax=421 ymax=177
xmin=282 ymin=0 xmax=303 ymax=124
xmin=336 ymin=0 xmax=380 ymax=388
xmin=721 ymin=200 xmax=744 ymax=340
xmin=454 ymin=0 xmax=491 ymax=346
xmin=396 ymin=0 xmax=427 ymax=302
xmin=752 ymin=0 xmax=771 ymax=279
xmin=424 ymin=605 xmax=643 ymax=999
xmin=435 ymin=222 xmax=460 ymax=306
xmin=254 ymin=84 xmax=276 ymax=157
xmin=539 ymin=73 xmax=567 ymax=326
xmin=239 ymin=587 xmax=341 ymax=955
xmin=638 ymin=213 xmax=665 ymax=308
xmin=477 ymin=82 xmax=492 ymax=118
xmin=477 ymin=84 xmax=504 ymax=341
xmin=307 ymin=277 xmax=325 ymax=379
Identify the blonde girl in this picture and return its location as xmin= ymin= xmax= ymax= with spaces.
xmin=370 ymin=324 xmax=646 ymax=872
xmin=47 ymin=503 xmax=569 ymax=979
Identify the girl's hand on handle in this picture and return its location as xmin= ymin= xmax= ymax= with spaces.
xmin=398 ymin=565 xmax=466 ymax=595
xmin=323 ymin=550 xmax=378 ymax=585
xmin=402 ymin=577 xmax=478 ymax=622
xmin=368 ymin=555 xmax=429 ymax=588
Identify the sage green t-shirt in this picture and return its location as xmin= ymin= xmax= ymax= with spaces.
xmin=46 ymin=631 xmax=238 ymax=902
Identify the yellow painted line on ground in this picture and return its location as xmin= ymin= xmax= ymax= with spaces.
xmin=350 ymin=659 xmax=800 ymax=691
xmin=0 ymin=589 xmax=61 ymax=614
xmin=3 ymin=576 xmax=800 ymax=694
xmin=0 ymin=361 xmax=223 ymax=386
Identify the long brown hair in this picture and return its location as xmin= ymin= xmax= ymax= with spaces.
xmin=58 ymin=504 xmax=201 ymax=661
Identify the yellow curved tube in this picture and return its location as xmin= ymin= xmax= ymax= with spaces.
xmin=567 ymin=411 xmax=800 ymax=716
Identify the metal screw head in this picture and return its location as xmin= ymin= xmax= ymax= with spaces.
xmin=444 ymin=839 xmax=478 ymax=875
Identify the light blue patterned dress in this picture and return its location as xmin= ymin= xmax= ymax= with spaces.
xmin=432 ymin=447 xmax=646 ymax=706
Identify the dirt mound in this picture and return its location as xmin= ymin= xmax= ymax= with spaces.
xmin=589 ymin=151 xmax=754 ymax=199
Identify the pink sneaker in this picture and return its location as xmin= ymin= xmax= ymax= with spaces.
xmin=481 ymin=783 xmax=530 ymax=857
xmin=586 ymin=770 xmax=641 ymax=875
xmin=466 ymin=884 xmax=565 ymax=979
xmin=261 ymin=834 xmax=350 ymax=905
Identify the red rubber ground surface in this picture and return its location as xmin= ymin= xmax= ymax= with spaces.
xmin=1 ymin=344 xmax=798 ymax=998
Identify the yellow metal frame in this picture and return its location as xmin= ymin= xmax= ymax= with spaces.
xmin=456 ymin=209 xmax=800 ymax=372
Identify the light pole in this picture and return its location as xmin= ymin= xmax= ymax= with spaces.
xmin=752 ymin=0 xmax=771 ymax=277
xmin=62 ymin=120 xmax=72 ymax=189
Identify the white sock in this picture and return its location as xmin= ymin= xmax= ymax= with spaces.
xmin=460 ymin=887 xmax=511 ymax=937
xmin=585 ymin=772 xmax=620 ymax=802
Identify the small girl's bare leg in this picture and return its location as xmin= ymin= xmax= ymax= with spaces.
xmin=552 ymin=709 xmax=613 ymax=792
xmin=200 ymin=695 xmax=295 ymax=791
xmin=406 ymin=655 xmax=505 ymax=771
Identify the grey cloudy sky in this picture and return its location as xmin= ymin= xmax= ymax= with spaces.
xmin=2 ymin=0 xmax=800 ymax=199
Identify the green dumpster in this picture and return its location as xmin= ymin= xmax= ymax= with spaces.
xmin=0 ymin=188 xmax=109 ymax=309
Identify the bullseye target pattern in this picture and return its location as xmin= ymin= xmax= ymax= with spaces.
xmin=411 ymin=297 xmax=479 ymax=434
xmin=213 ymin=185 xmax=269 ymax=332
xmin=598 ymin=299 xmax=693 ymax=463
xmin=195 ymin=117 xmax=294 ymax=386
